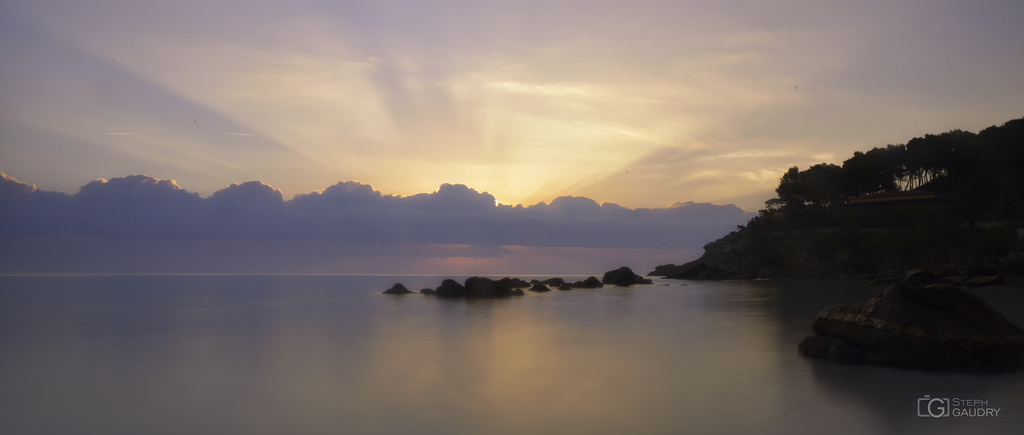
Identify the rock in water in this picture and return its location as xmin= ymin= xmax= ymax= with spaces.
xmin=571 ymin=276 xmax=604 ymax=289
xmin=383 ymin=283 xmax=413 ymax=294
xmin=529 ymin=282 xmax=551 ymax=292
xmin=542 ymin=277 xmax=566 ymax=287
xmin=434 ymin=279 xmax=467 ymax=298
xmin=798 ymin=282 xmax=1024 ymax=373
xmin=465 ymin=277 xmax=518 ymax=298
xmin=498 ymin=277 xmax=531 ymax=288
xmin=601 ymin=266 xmax=653 ymax=286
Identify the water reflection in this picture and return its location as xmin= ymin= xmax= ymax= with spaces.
xmin=688 ymin=278 xmax=1024 ymax=435
xmin=0 ymin=276 xmax=1021 ymax=434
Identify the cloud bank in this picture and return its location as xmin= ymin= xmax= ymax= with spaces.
xmin=1 ymin=172 xmax=751 ymax=248
xmin=1 ymin=172 xmax=752 ymax=274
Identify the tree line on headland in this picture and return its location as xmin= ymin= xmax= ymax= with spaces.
xmin=767 ymin=117 xmax=1023 ymax=213
xmin=652 ymin=116 xmax=1024 ymax=283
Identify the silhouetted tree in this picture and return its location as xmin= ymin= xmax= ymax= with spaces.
xmin=761 ymin=116 xmax=1023 ymax=216
xmin=799 ymin=163 xmax=847 ymax=208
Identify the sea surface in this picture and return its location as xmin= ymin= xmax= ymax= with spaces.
xmin=1 ymin=275 xmax=1022 ymax=435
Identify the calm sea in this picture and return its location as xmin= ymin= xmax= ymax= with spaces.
xmin=1 ymin=275 xmax=1022 ymax=434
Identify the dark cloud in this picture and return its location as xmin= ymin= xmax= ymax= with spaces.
xmin=0 ymin=172 xmax=754 ymax=249
xmin=209 ymin=181 xmax=285 ymax=205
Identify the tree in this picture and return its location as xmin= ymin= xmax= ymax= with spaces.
xmin=799 ymin=163 xmax=847 ymax=209
xmin=774 ymin=164 xmax=806 ymax=209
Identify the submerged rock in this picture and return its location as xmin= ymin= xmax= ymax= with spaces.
xmin=382 ymin=283 xmax=413 ymax=294
xmin=798 ymin=282 xmax=1024 ymax=373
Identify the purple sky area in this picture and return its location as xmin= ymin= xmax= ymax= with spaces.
xmin=2 ymin=0 xmax=1022 ymax=273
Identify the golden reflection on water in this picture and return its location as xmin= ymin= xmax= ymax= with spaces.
xmin=2 ymin=276 xmax=1022 ymax=435
xmin=337 ymin=288 xmax=794 ymax=435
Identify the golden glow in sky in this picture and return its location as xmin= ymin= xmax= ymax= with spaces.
xmin=1 ymin=0 xmax=1022 ymax=211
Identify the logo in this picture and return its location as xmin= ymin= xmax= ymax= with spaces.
xmin=916 ymin=395 xmax=1001 ymax=418
xmin=917 ymin=396 xmax=950 ymax=418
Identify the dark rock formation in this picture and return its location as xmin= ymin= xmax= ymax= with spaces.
xmin=649 ymin=264 xmax=686 ymax=277
xmin=529 ymin=282 xmax=551 ymax=292
xmin=383 ymin=283 xmax=413 ymax=294
xmin=601 ymin=267 xmax=653 ymax=286
xmin=902 ymin=269 xmax=936 ymax=287
xmin=435 ymin=279 xmax=467 ymax=298
xmin=998 ymin=253 xmax=1024 ymax=284
xmin=965 ymin=261 xmax=998 ymax=277
xmin=866 ymin=276 xmax=900 ymax=287
xmin=929 ymin=264 xmax=959 ymax=278
xmin=498 ymin=277 xmax=531 ymax=288
xmin=542 ymin=277 xmax=566 ymax=287
xmin=965 ymin=276 xmax=1002 ymax=287
xmin=387 ymin=272 xmax=661 ymax=299
xmin=555 ymin=277 xmax=602 ymax=289
xmin=798 ymin=282 xmax=1024 ymax=373
xmin=676 ymin=262 xmax=710 ymax=279
xmin=572 ymin=276 xmax=603 ymax=288
xmin=939 ymin=276 xmax=968 ymax=286
xmin=465 ymin=277 xmax=523 ymax=298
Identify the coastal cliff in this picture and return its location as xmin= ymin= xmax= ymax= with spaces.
xmin=651 ymin=117 xmax=1024 ymax=284
xmin=650 ymin=225 xmax=1024 ymax=284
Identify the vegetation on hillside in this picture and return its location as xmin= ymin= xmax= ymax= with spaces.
xmin=761 ymin=117 xmax=1023 ymax=215
xmin=720 ymin=117 xmax=1024 ymax=276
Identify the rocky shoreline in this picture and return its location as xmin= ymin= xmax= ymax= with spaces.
xmin=648 ymin=227 xmax=1024 ymax=288
xmin=798 ymin=270 xmax=1024 ymax=373
xmin=383 ymin=266 xmax=653 ymax=298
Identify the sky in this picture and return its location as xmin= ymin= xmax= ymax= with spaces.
xmin=1 ymin=0 xmax=1023 ymax=274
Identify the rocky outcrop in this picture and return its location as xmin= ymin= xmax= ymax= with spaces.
xmin=382 ymin=283 xmax=413 ymax=294
xmin=465 ymin=277 xmax=524 ymax=298
xmin=601 ymin=267 xmax=653 ymax=286
xmin=391 ymin=273 xmax=644 ymax=299
xmin=997 ymin=253 xmax=1024 ymax=284
xmin=798 ymin=281 xmax=1024 ymax=373
xmin=648 ymin=229 xmax=770 ymax=280
xmin=434 ymin=279 xmax=467 ymax=298
xmin=498 ymin=277 xmax=531 ymax=289
xmin=649 ymin=264 xmax=686 ymax=277
xmin=529 ymin=282 xmax=551 ymax=292
xmin=541 ymin=277 xmax=566 ymax=287
xmin=555 ymin=276 xmax=603 ymax=290
xmin=651 ymin=226 xmax=1024 ymax=284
